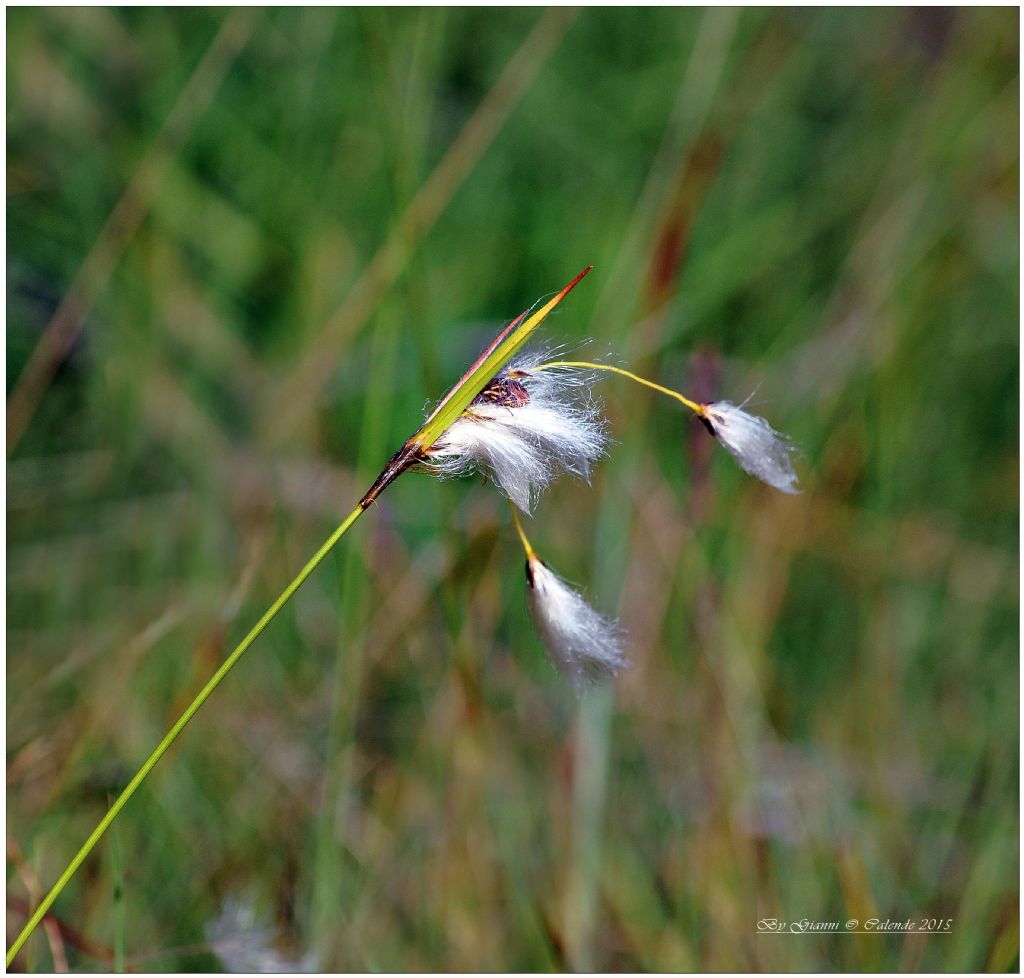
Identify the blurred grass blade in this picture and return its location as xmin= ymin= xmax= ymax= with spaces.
xmin=5 ymin=8 xmax=256 ymax=456
xmin=111 ymin=822 xmax=125 ymax=973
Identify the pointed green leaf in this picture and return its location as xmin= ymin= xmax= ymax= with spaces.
xmin=412 ymin=265 xmax=593 ymax=451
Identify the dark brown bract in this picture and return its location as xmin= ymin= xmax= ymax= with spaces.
xmin=474 ymin=372 xmax=531 ymax=408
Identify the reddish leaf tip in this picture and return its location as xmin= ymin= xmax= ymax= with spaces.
xmin=558 ymin=265 xmax=593 ymax=299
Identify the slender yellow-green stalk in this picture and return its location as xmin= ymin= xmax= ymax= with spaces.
xmin=6 ymin=502 xmax=366 ymax=966
xmin=533 ymin=360 xmax=703 ymax=414
xmin=509 ymin=501 xmax=536 ymax=560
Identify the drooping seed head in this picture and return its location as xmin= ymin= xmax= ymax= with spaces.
xmin=700 ymin=400 xmax=800 ymax=494
xmin=524 ymin=553 xmax=628 ymax=694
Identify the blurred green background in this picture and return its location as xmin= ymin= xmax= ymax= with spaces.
xmin=6 ymin=7 xmax=1019 ymax=973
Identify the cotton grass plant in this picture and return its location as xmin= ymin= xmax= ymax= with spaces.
xmin=7 ymin=266 xmax=800 ymax=965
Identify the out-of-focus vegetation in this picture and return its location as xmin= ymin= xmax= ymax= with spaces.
xmin=6 ymin=7 xmax=1018 ymax=972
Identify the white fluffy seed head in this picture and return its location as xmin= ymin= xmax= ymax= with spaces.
xmin=702 ymin=401 xmax=800 ymax=494
xmin=524 ymin=555 xmax=628 ymax=694
xmin=424 ymin=358 xmax=608 ymax=512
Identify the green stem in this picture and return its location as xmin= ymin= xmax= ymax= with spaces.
xmin=7 ymin=501 xmax=368 ymax=967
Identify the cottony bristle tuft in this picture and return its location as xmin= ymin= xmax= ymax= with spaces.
xmin=524 ymin=554 xmax=628 ymax=694
xmin=701 ymin=400 xmax=800 ymax=494
xmin=423 ymin=357 xmax=607 ymax=512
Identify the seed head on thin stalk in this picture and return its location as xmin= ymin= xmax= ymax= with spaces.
xmin=530 ymin=360 xmax=802 ymax=494
xmin=698 ymin=399 xmax=799 ymax=494
xmin=510 ymin=505 xmax=628 ymax=694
